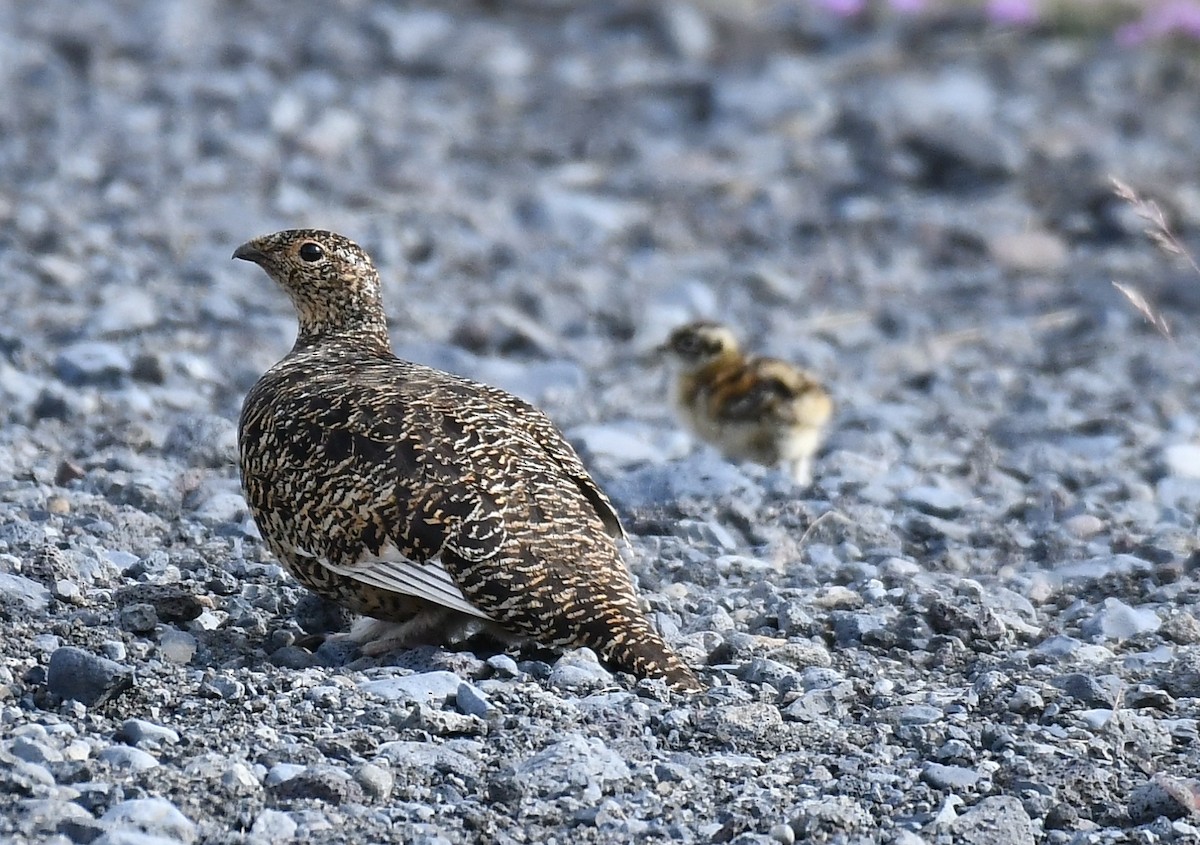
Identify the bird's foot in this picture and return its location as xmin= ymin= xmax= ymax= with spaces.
xmin=324 ymin=617 xmax=417 ymax=656
xmin=332 ymin=611 xmax=470 ymax=657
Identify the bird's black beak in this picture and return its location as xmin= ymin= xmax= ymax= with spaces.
xmin=232 ymin=241 xmax=268 ymax=265
xmin=638 ymin=343 xmax=670 ymax=367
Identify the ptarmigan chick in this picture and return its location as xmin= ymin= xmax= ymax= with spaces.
xmin=659 ymin=320 xmax=833 ymax=485
xmin=234 ymin=229 xmax=700 ymax=691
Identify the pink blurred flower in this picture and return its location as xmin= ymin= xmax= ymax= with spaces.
xmin=1117 ymin=1 xmax=1200 ymax=45
xmin=986 ymin=0 xmax=1040 ymax=26
xmin=818 ymin=0 xmax=868 ymax=16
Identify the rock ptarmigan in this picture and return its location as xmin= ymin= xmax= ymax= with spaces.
xmin=234 ymin=229 xmax=700 ymax=690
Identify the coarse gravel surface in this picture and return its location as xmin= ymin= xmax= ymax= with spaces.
xmin=2 ymin=2 xmax=1200 ymax=844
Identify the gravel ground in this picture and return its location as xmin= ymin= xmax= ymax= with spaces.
xmin=3 ymin=2 xmax=1200 ymax=843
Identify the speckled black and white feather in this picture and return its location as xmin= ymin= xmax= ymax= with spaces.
xmin=235 ymin=229 xmax=700 ymax=690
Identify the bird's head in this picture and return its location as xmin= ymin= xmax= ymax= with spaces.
xmin=658 ymin=320 xmax=741 ymax=369
xmin=233 ymin=229 xmax=389 ymax=348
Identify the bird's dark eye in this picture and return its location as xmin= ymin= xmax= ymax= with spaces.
xmin=299 ymin=242 xmax=324 ymax=262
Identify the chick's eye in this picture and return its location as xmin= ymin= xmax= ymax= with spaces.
xmin=299 ymin=242 xmax=324 ymax=262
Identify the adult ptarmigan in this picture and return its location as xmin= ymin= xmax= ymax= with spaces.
xmin=234 ymin=228 xmax=700 ymax=690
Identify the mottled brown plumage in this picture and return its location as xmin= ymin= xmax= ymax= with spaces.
xmin=660 ymin=321 xmax=833 ymax=485
xmin=234 ymin=229 xmax=700 ymax=690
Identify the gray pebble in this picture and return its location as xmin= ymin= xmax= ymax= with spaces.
xmin=353 ymin=762 xmax=394 ymax=801
xmin=158 ymin=630 xmax=197 ymax=665
xmin=831 ymin=611 xmax=886 ymax=647
xmin=879 ymin=704 xmax=943 ymax=726
xmin=221 ymin=762 xmax=260 ymax=793
xmin=1127 ymin=776 xmax=1193 ymax=823
xmin=163 ymin=414 xmax=238 ymax=469
xmin=91 ymin=288 xmax=160 ymax=336
xmin=1160 ymin=476 xmax=1200 ymax=513
xmin=0 ymin=572 xmax=51 ymax=612
xmin=783 ymin=685 xmax=854 ymax=721
xmin=1162 ymin=443 xmax=1200 ymax=479
xmin=188 ymin=487 xmax=250 ymax=525
xmin=514 ymin=735 xmax=631 ymax=801
xmin=32 ymin=633 xmax=59 ymax=654
xmin=54 ymin=342 xmax=132 ymax=387
xmin=9 ymin=735 xmax=64 ymax=765
xmin=92 ymin=832 xmax=192 ymax=845
xmin=486 ymin=654 xmax=520 ymax=678
xmin=114 ymin=583 xmax=212 ymax=624
xmin=268 ymin=646 xmax=316 ymax=669
xmin=567 ymin=421 xmax=687 ymax=470
xmin=1006 ymin=686 xmax=1044 ymax=714
xmin=902 ymin=484 xmax=969 ymax=517
xmin=293 ymin=592 xmax=353 ymax=635
xmin=16 ymin=797 xmax=97 ymax=839
xmin=374 ymin=741 xmax=478 ymax=780
xmin=768 ymin=822 xmax=795 ymax=845
xmin=314 ymin=637 xmax=361 ymax=666
xmin=46 ymin=646 xmax=132 ymax=706
xmin=1052 ymin=673 xmax=1120 ymax=708
xmin=741 ymin=657 xmax=801 ymax=692
xmin=456 ymin=682 xmax=494 ymax=718
xmin=947 ymin=796 xmax=1034 ymax=845
xmin=117 ymin=718 xmax=180 ymax=748
xmin=101 ymin=797 xmax=196 ymax=843
xmin=1082 ymin=598 xmax=1162 ymax=641
xmin=921 ymin=762 xmax=982 ymax=791
xmin=9 ymin=759 xmax=55 ymax=789
xmin=775 ymin=601 xmax=816 ymax=637
xmin=697 ymin=702 xmax=783 ymax=743
xmin=606 ymin=453 xmax=760 ymax=513
xmin=265 ymin=764 xmax=307 ymax=787
xmin=202 ymin=676 xmax=244 ymax=700
xmin=1124 ymin=683 xmax=1174 ymax=710
xmin=51 ymin=578 xmax=82 ymax=604
xmin=359 ymin=670 xmax=464 ymax=704
xmin=548 ymin=649 xmax=613 ymax=690
xmin=1033 ymin=635 xmax=1085 ymax=660
xmin=98 ymin=746 xmax=160 ymax=772
xmin=249 ymin=809 xmax=298 ymax=843
xmin=118 ymin=602 xmax=159 ymax=633
xmin=270 ymin=766 xmax=363 ymax=805
xmin=674 ymin=519 xmax=739 ymax=551
xmin=398 ymin=703 xmax=486 ymax=737
xmin=788 ymin=795 xmax=875 ymax=840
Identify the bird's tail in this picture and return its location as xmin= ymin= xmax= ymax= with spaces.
xmin=597 ymin=618 xmax=704 ymax=692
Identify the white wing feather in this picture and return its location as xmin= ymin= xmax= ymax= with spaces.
xmin=295 ymin=544 xmax=491 ymax=620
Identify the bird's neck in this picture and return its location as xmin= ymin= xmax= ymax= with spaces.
xmin=292 ymin=309 xmax=393 ymax=355
xmin=692 ymin=350 xmax=742 ymax=378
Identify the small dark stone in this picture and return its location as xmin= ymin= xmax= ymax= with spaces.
xmin=269 ymin=645 xmax=317 ymax=669
xmin=118 ymin=602 xmax=159 ymax=633
xmin=271 ymin=766 xmax=363 ymax=804
xmin=46 ymin=647 xmax=133 ymax=707
xmin=1043 ymin=802 xmax=1078 ymax=830
xmin=1052 ymin=673 xmax=1119 ymax=708
xmin=32 ymin=389 xmax=71 ymax=420
xmin=294 ymin=592 xmax=353 ymax=635
xmin=131 ymin=352 xmax=166 ymax=384
xmin=114 ymin=583 xmax=213 ymax=624
xmin=53 ymin=342 xmax=131 ymax=387
xmin=54 ymin=460 xmax=86 ymax=486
